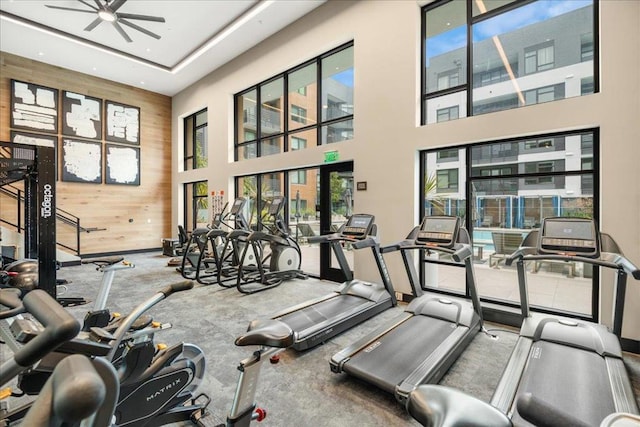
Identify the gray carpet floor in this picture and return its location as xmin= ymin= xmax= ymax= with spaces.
xmin=11 ymin=252 xmax=640 ymax=426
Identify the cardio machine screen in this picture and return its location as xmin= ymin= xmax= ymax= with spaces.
xmin=342 ymin=214 xmax=374 ymax=238
xmin=416 ymin=216 xmax=459 ymax=248
xmin=539 ymin=217 xmax=599 ymax=257
xmin=230 ymin=197 xmax=246 ymax=214
xmin=268 ymin=197 xmax=284 ymax=215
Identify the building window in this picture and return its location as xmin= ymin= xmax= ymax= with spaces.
xmin=524 ymin=138 xmax=554 ymax=150
xmin=291 ymin=105 xmax=307 ymax=124
xmin=437 ymin=69 xmax=460 ymax=91
xmin=524 ymin=84 xmax=565 ymax=106
xmin=183 ymin=109 xmax=207 ymax=170
xmin=524 ymin=42 xmax=555 ymax=74
xmin=421 ymin=129 xmax=598 ymax=317
xmin=184 ymin=180 xmax=208 ymax=231
xmin=422 ymin=0 xmax=597 ymax=124
xmin=290 ymin=170 xmax=307 ymax=184
xmin=235 ymin=42 xmax=353 ymax=160
xmin=437 ymin=169 xmax=459 ymax=192
xmin=291 ymin=136 xmax=307 ymax=151
xmin=437 ymin=106 xmax=459 ymax=122
xmin=437 ymin=149 xmax=459 ymax=162
xmin=524 ymin=161 xmax=555 ymax=185
xmin=581 ymin=33 xmax=594 ymax=62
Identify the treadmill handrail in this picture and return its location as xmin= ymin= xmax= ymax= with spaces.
xmin=382 ymin=240 xmax=473 ymax=263
xmin=350 ymin=236 xmax=379 ymax=250
xmin=506 ymin=249 xmax=640 ymax=278
xmin=307 ymin=233 xmax=364 ymax=245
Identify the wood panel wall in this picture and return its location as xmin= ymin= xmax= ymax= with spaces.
xmin=0 ymin=52 xmax=172 ymax=256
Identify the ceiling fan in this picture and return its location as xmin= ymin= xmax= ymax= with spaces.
xmin=45 ymin=0 xmax=166 ymax=43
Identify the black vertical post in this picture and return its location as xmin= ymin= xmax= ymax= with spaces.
xmin=36 ymin=145 xmax=57 ymax=297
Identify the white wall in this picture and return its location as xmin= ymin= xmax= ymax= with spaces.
xmin=172 ymin=0 xmax=640 ymax=341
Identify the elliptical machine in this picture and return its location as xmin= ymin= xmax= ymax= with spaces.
xmin=235 ymin=197 xmax=306 ymax=294
xmin=195 ymin=197 xmax=252 ymax=286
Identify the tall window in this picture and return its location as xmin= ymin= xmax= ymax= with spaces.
xmin=235 ymin=42 xmax=354 ymax=160
xmin=422 ymin=0 xmax=597 ymax=124
xmin=183 ymin=109 xmax=207 ymax=170
xmin=184 ymin=180 xmax=208 ymax=231
xmin=420 ymin=129 xmax=598 ymax=319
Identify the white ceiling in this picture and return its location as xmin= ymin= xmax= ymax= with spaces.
xmin=0 ymin=0 xmax=326 ymax=96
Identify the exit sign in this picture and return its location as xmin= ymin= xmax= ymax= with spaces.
xmin=324 ymin=150 xmax=339 ymax=163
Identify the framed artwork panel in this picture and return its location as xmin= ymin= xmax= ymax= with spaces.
xmin=61 ymin=138 xmax=102 ymax=183
xmin=10 ymin=130 xmax=57 ymax=148
xmin=62 ymin=90 xmax=103 ymax=140
xmin=10 ymin=80 xmax=59 ymax=134
xmin=105 ymin=100 xmax=140 ymax=145
xmin=10 ymin=131 xmax=59 ymax=181
xmin=105 ymin=144 xmax=140 ymax=186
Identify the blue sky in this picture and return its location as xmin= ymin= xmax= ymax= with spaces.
xmin=330 ymin=69 xmax=354 ymax=87
xmin=426 ymin=0 xmax=592 ymax=63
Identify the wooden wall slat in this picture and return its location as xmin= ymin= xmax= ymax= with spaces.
xmin=1 ymin=52 xmax=172 ymax=256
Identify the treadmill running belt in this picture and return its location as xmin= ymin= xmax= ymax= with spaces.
xmin=278 ymin=294 xmax=369 ymax=332
xmin=512 ymin=340 xmax=616 ymax=426
xmin=343 ymin=316 xmax=455 ymax=394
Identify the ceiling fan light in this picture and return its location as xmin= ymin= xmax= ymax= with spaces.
xmin=98 ymin=10 xmax=116 ymax=22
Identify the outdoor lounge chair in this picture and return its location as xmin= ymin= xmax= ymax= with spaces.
xmin=489 ymin=231 xmax=524 ymax=268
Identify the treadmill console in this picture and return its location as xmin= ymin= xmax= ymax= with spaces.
xmin=342 ymin=214 xmax=375 ymax=239
xmin=416 ymin=216 xmax=460 ymax=248
xmin=538 ymin=217 xmax=599 ymax=257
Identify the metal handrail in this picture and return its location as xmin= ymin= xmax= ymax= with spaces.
xmin=0 ymin=184 xmax=106 ymax=257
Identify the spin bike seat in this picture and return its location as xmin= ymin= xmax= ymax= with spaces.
xmin=236 ymin=319 xmax=295 ymax=348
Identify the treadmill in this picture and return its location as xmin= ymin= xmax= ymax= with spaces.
xmin=490 ymin=217 xmax=640 ymax=426
xmin=406 ymin=217 xmax=640 ymax=427
xmin=265 ymin=213 xmax=399 ymax=351
xmin=330 ymin=215 xmax=483 ymax=404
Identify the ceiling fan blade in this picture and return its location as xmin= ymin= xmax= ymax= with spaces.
xmin=45 ymin=5 xmax=96 ymax=14
xmin=84 ymin=17 xmax=103 ymax=31
xmin=112 ymin=21 xmax=133 ymax=43
xmin=108 ymin=0 xmax=127 ymax=12
xmin=119 ymin=19 xmax=161 ymax=40
xmin=93 ymin=0 xmax=103 ymax=10
xmin=116 ymin=12 xmax=165 ymax=23
xmin=77 ymin=0 xmax=99 ymax=11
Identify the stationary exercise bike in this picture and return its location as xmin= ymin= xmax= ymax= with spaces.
xmin=0 ymin=288 xmax=119 ymax=427
xmin=235 ymin=197 xmax=306 ymax=294
xmin=6 ymin=281 xmax=209 ymax=427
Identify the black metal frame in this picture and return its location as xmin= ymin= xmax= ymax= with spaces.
xmin=418 ymin=128 xmax=600 ymax=323
xmin=420 ymin=0 xmax=599 ymax=124
xmin=233 ymin=41 xmax=354 ymax=161
xmin=1 ymin=141 xmax=57 ymax=297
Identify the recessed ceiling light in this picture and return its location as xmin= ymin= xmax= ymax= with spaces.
xmin=146 ymin=48 xmax=151 ymax=52
xmin=92 ymin=67 xmax=97 ymax=71
xmin=38 ymin=51 xmax=44 ymax=56
xmin=140 ymin=81 xmax=145 ymax=85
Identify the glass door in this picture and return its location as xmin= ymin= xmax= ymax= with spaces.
xmin=319 ymin=161 xmax=354 ymax=282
